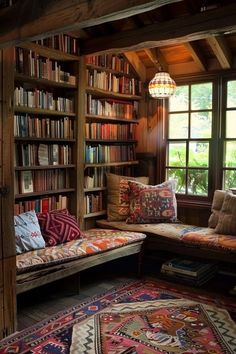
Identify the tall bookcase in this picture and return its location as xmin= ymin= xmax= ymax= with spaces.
xmin=82 ymin=54 xmax=142 ymax=229
xmin=13 ymin=38 xmax=80 ymax=218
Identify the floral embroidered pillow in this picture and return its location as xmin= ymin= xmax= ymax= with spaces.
xmin=14 ymin=210 xmax=46 ymax=254
xmin=126 ymin=180 xmax=177 ymax=224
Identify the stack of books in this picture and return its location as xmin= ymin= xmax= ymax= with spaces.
xmin=161 ymin=258 xmax=217 ymax=286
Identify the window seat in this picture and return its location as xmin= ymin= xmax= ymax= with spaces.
xmin=16 ymin=228 xmax=146 ymax=294
xmin=96 ymin=220 xmax=236 ymax=264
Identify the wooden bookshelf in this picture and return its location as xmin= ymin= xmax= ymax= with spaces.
xmin=82 ymin=54 xmax=142 ymax=226
xmin=14 ymin=43 xmax=79 ymax=215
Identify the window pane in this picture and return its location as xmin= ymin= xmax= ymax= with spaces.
xmin=169 ymin=85 xmax=188 ymax=112
xmin=167 ymin=168 xmax=186 ymax=193
xmin=168 ymin=142 xmax=186 ymax=167
xmin=188 ymin=169 xmax=208 ymax=196
xmin=191 ymin=83 xmax=212 ymax=110
xmin=223 ymin=170 xmax=236 ymax=190
xmin=224 ymin=141 xmax=236 ymax=167
xmin=227 ymin=81 xmax=236 ymax=108
xmin=190 ymin=112 xmax=212 ymax=138
xmin=226 ymin=111 xmax=236 ymax=138
xmin=189 ymin=142 xmax=209 ymax=167
xmin=169 ymin=113 xmax=188 ymax=139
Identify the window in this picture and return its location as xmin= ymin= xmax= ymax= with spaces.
xmin=223 ymin=80 xmax=236 ymax=190
xmin=166 ymin=82 xmax=213 ymax=196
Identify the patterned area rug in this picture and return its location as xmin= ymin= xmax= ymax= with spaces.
xmin=1 ymin=279 xmax=236 ymax=353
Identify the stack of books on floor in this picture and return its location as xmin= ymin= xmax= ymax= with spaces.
xmin=161 ymin=258 xmax=217 ymax=286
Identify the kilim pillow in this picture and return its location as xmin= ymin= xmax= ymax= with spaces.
xmin=215 ymin=192 xmax=236 ymax=235
xmin=126 ymin=180 xmax=177 ymax=224
xmin=37 ymin=209 xmax=82 ymax=246
xmin=14 ymin=210 xmax=46 ymax=254
xmin=106 ymin=173 xmax=149 ymax=221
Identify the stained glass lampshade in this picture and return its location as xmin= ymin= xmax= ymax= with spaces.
xmin=148 ymin=72 xmax=176 ymax=99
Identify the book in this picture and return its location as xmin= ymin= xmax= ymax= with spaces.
xmin=161 ymin=258 xmax=216 ymax=277
xmin=20 ymin=171 xmax=34 ymax=193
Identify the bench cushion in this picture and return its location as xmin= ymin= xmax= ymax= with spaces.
xmin=97 ymin=220 xmax=236 ymax=253
xmin=16 ymin=228 xmax=146 ymax=274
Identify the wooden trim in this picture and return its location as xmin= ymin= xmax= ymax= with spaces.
xmin=0 ymin=0 xmax=182 ymax=47
xmin=86 ymin=87 xmax=142 ymax=101
xmin=14 ymin=106 xmax=76 ymax=117
xmin=16 ymin=241 xmax=143 ymax=294
xmin=86 ymin=114 xmax=138 ymax=124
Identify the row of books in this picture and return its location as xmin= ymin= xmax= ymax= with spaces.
xmin=15 ymin=47 xmax=76 ymax=85
xmin=14 ymin=86 xmax=74 ymax=113
xmin=86 ymin=54 xmax=130 ymax=74
xmin=85 ymin=144 xmax=136 ymax=164
xmin=86 ymin=95 xmax=138 ymax=119
xmin=84 ymin=192 xmax=103 ymax=214
xmin=15 ymin=143 xmax=72 ymax=167
xmin=15 ymin=170 xmax=68 ymax=194
xmin=86 ymin=69 xmax=142 ymax=96
xmin=161 ymin=258 xmax=217 ymax=286
xmin=14 ymin=114 xmax=75 ymax=139
xmin=85 ymin=122 xmax=136 ymax=140
xmin=84 ymin=167 xmax=111 ymax=188
xmin=34 ymin=34 xmax=80 ymax=56
xmin=14 ymin=194 xmax=68 ymax=215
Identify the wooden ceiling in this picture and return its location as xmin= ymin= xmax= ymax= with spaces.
xmin=1 ymin=0 xmax=236 ymax=78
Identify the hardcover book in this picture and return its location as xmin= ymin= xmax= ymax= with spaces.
xmin=161 ymin=258 xmax=216 ymax=277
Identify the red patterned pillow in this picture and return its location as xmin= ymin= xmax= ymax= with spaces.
xmin=126 ymin=180 xmax=177 ymax=224
xmin=37 ymin=209 xmax=82 ymax=246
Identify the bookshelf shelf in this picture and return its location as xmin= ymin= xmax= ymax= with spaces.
xmin=84 ymin=210 xmax=107 ymax=219
xmin=86 ymin=63 xmax=137 ymax=79
xmin=20 ymin=41 xmax=79 ymax=61
xmin=84 ymin=160 xmax=139 ymax=169
xmin=15 ymin=73 xmax=77 ymax=89
xmin=85 ymin=114 xmax=138 ymax=124
xmin=14 ymin=106 xmax=76 ymax=117
xmin=15 ymin=188 xmax=75 ymax=199
xmin=14 ymin=137 xmax=76 ymax=143
xmin=15 ymin=165 xmax=76 ymax=171
xmin=84 ymin=187 xmax=107 ymax=192
xmin=86 ymin=87 xmax=142 ymax=101
xmin=85 ymin=139 xmax=137 ymax=144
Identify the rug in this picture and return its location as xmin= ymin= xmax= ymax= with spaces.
xmin=1 ymin=279 xmax=236 ymax=353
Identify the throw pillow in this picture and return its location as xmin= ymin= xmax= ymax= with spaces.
xmin=106 ymin=173 xmax=149 ymax=221
xmin=215 ymin=192 xmax=236 ymax=235
xmin=208 ymin=190 xmax=229 ymax=228
xmin=37 ymin=209 xmax=82 ymax=246
xmin=126 ymin=180 xmax=177 ymax=224
xmin=14 ymin=210 xmax=46 ymax=254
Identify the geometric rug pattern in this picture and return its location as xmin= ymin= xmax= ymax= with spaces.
xmin=0 ymin=279 xmax=236 ymax=353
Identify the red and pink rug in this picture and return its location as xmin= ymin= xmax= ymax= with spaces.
xmin=0 ymin=279 xmax=236 ymax=353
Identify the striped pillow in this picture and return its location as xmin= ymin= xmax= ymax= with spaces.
xmin=37 ymin=209 xmax=82 ymax=246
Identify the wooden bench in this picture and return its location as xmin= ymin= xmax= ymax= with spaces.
xmin=16 ymin=228 xmax=146 ymax=294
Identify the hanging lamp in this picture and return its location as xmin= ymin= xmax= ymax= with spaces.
xmin=148 ymin=71 xmax=176 ymax=99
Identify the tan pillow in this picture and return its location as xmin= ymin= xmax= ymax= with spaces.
xmin=106 ymin=173 xmax=149 ymax=221
xmin=208 ymin=190 xmax=228 ymax=228
xmin=215 ymin=192 xmax=236 ymax=235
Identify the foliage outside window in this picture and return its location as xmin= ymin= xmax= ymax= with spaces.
xmin=166 ymin=82 xmax=213 ymax=196
xmin=223 ymin=80 xmax=236 ymax=190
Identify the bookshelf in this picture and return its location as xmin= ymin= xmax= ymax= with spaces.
xmin=83 ymin=53 xmax=142 ymax=228
xmin=13 ymin=39 xmax=80 ymax=217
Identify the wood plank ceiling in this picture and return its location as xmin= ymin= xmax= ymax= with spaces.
xmin=1 ymin=0 xmax=236 ymax=78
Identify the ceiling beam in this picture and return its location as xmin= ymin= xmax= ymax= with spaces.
xmin=184 ymin=41 xmax=207 ymax=71
xmin=145 ymin=48 xmax=168 ymax=72
xmin=0 ymin=0 xmax=183 ymax=47
xmin=82 ymin=3 xmax=236 ymax=54
xmin=206 ymin=35 xmax=232 ymax=69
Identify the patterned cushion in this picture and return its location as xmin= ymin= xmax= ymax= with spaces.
xmin=126 ymin=180 xmax=177 ymax=224
xmin=37 ymin=209 xmax=82 ymax=246
xmin=208 ymin=190 xmax=229 ymax=228
xmin=14 ymin=210 xmax=45 ymax=254
xmin=106 ymin=173 xmax=149 ymax=221
xmin=215 ymin=192 xmax=236 ymax=235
